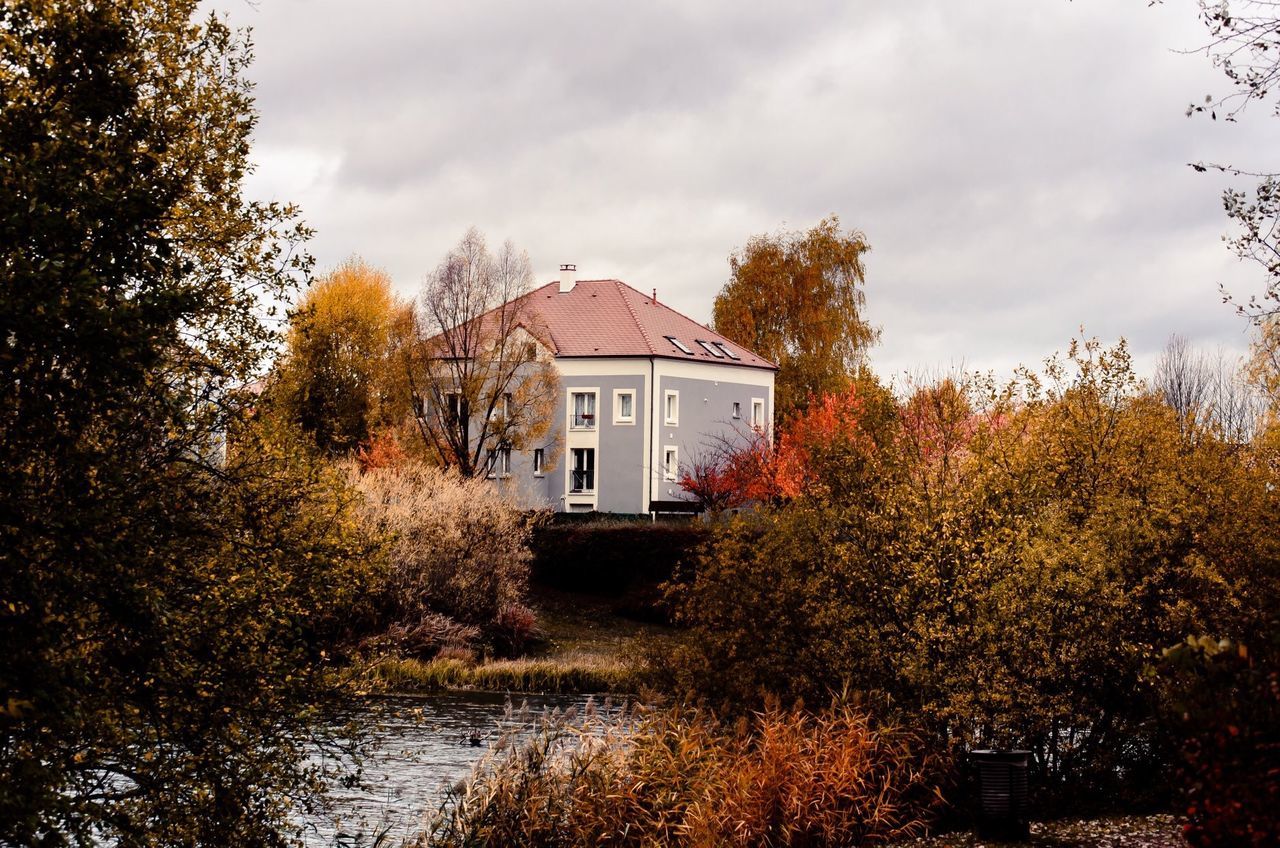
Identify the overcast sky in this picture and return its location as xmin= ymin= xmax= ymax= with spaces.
xmin=228 ymin=0 xmax=1278 ymax=382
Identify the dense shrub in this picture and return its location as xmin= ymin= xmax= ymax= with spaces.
xmin=662 ymin=339 xmax=1280 ymax=813
xmin=347 ymin=462 xmax=538 ymax=650
xmin=530 ymin=521 xmax=708 ymax=596
xmin=1161 ymin=636 xmax=1280 ymax=847
xmin=363 ymin=613 xmax=481 ymax=660
xmin=425 ymin=700 xmax=946 ymax=847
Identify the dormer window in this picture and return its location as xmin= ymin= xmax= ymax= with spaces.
xmin=664 ymin=336 xmax=694 ymax=355
xmin=715 ymin=342 xmax=741 ymax=360
xmin=696 ymin=340 xmax=726 ymax=358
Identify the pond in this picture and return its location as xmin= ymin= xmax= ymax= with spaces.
xmin=302 ymin=691 xmax=604 ymax=847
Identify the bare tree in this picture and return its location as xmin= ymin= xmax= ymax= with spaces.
xmin=402 ymin=229 xmax=560 ymax=476
xmin=1154 ymin=334 xmax=1265 ymax=442
xmin=1177 ymin=1 xmax=1280 ymax=317
xmin=1155 ymin=335 xmax=1212 ymax=433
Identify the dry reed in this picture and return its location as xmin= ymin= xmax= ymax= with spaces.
xmin=421 ymin=701 xmax=947 ymax=847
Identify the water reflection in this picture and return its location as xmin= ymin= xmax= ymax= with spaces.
xmin=304 ymin=691 xmax=594 ymax=846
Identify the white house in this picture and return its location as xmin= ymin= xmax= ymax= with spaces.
xmin=489 ymin=265 xmax=777 ymax=515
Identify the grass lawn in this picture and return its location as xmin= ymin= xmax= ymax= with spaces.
xmin=526 ymin=584 xmax=679 ymax=666
xmin=357 ymin=584 xmax=679 ymax=695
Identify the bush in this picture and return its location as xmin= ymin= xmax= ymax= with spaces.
xmin=363 ymin=613 xmax=480 ymax=660
xmin=425 ymin=699 xmax=947 ymax=847
xmin=660 ymin=340 xmax=1280 ymax=814
xmin=530 ymin=521 xmax=708 ymax=597
xmin=1161 ymin=636 xmax=1280 ymax=847
xmin=347 ymin=462 xmax=538 ymax=644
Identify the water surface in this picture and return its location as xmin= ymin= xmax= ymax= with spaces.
xmin=305 ymin=691 xmax=598 ymax=846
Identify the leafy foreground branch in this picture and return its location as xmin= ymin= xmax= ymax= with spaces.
xmin=422 ymin=700 xmax=947 ymax=848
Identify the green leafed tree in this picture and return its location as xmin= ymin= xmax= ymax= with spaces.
xmin=0 ymin=2 xmax=378 ymax=843
xmin=712 ymin=215 xmax=878 ymax=422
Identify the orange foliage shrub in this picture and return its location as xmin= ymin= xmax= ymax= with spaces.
xmin=427 ymin=700 xmax=946 ymax=847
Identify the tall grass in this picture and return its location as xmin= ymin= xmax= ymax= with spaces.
xmin=421 ymin=700 xmax=947 ymax=847
xmin=363 ymin=654 xmax=637 ymax=695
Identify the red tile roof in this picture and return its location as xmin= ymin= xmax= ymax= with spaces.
xmin=522 ymin=279 xmax=777 ymax=370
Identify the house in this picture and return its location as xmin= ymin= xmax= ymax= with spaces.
xmin=491 ymin=265 xmax=777 ymax=515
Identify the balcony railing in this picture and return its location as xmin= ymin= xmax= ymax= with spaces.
xmin=572 ymin=412 xmax=596 ymax=429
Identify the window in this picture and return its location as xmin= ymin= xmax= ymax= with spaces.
xmin=486 ymin=445 xmax=511 ymax=478
xmin=732 ymin=401 xmax=741 ymax=419
xmin=663 ymin=446 xmax=679 ymax=481
xmin=664 ymin=335 xmax=694 ymax=355
xmin=532 ymin=448 xmax=545 ymax=476
xmin=502 ymin=392 xmax=513 ymax=421
xmin=571 ymin=391 xmax=596 ymax=429
xmin=445 ymin=392 xmax=465 ymax=423
xmin=664 ymin=390 xmax=679 ymax=426
xmin=614 ymin=389 xmax=635 ymax=425
xmin=696 ymin=339 xmax=726 ymax=358
xmin=715 ymin=342 xmax=741 ymax=361
xmin=752 ymin=398 xmax=765 ymax=428
xmin=570 ymin=448 xmax=595 ymax=492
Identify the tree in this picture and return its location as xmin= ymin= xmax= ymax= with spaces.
xmin=271 ymin=257 xmax=411 ymax=454
xmin=403 ymin=228 xmax=560 ymax=477
xmin=664 ymin=336 xmax=1280 ymax=811
xmin=1179 ymin=1 xmax=1280 ymax=317
xmin=1154 ymin=334 xmax=1264 ymax=442
xmin=0 ymin=2 xmax=376 ymax=843
xmin=712 ymin=216 xmax=878 ymax=421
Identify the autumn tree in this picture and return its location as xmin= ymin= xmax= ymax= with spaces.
xmin=271 ymin=257 xmax=411 ymax=454
xmin=1178 ymin=1 xmax=1280 ymax=317
xmin=713 ymin=216 xmax=878 ymax=421
xmin=404 ymin=229 xmax=560 ymax=477
xmin=665 ymin=337 xmax=1280 ymax=811
xmin=0 ymin=2 xmax=376 ymax=843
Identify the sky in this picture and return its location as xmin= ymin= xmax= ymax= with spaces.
xmin=227 ymin=0 xmax=1279 ymax=383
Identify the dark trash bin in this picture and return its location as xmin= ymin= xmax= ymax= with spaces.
xmin=971 ymin=749 xmax=1031 ymax=841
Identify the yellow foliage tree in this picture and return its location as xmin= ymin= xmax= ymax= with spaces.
xmin=272 ymin=257 xmax=411 ymax=454
xmin=713 ymin=215 xmax=878 ymax=422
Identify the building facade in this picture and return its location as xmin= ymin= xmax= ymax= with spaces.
xmin=488 ymin=268 xmax=776 ymax=514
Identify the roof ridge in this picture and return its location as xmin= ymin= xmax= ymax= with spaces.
xmin=615 ymin=280 xmax=656 ymax=355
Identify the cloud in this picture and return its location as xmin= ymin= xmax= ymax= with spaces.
xmin=229 ymin=0 xmax=1278 ymax=381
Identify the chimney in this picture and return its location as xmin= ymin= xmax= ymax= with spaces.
xmin=558 ymin=263 xmax=577 ymax=293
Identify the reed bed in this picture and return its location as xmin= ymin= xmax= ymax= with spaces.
xmin=420 ymin=701 xmax=947 ymax=847
xmin=362 ymin=653 xmax=637 ymax=695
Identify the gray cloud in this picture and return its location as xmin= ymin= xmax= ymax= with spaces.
xmin=226 ymin=0 xmax=1277 ymax=382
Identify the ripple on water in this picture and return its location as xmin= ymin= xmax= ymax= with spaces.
xmin=302 ymin=691 xmax=603 ymax=846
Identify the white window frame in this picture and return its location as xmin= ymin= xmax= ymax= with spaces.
xmin=532 ymin=447 xmax=545 ymax=477
xmin=664 ymin=389 xmax=679 ymax=426
xmin=663 ymin=445 xmax=679 ymax=481
xmin=613 ymin=389 xmax=636 ymax=425
xmin=570 ymin=447 xmax=596 ymax=493
xmin=486 ymin=444 xmax=511 ymax=479
xmin=569 ymin=389 xmax=597 ymax=430
xmin=444 ymin=391 xmax=464 ymax=423
xmin=751 ymin=397 xmax=765 ymax=429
